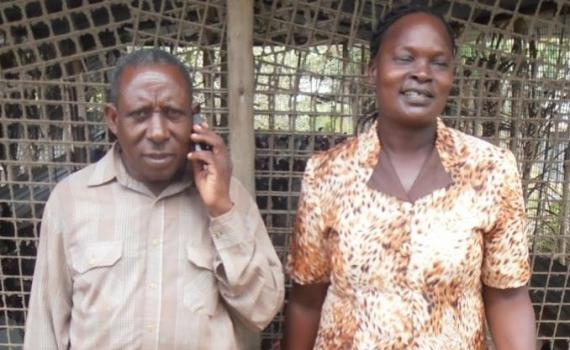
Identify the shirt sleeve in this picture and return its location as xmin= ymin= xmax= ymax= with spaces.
xmin=481 ymin=150 xmax=531 ymax=289
xmin=208 ymin=178 xmax=284 ymax=331
xmin=24 ymin=190 xmax=72 ymax=349
xmin=287 ymin=157 xmax=332 ymax=284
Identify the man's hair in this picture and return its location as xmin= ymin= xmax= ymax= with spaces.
xmin=369 ymin=3 xmax=457 ymax=60
xmin=107 ymin=48 xmax=193 ymax=104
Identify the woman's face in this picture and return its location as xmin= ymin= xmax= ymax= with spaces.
xmin=368 ymin=12 xmax=454 ymax=128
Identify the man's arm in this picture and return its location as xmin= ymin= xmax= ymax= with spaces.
xmin=24 ymin=195 xmax=72 ymax=349
xmin=484 ymin=285 xmax=536 ymax=350
xmin=207 ymin=185 xmax=285 ymax=329
xmin=188 ymin=122 xmax=285 ymax=330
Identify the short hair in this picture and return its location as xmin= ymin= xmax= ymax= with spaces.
xmin=357 ymin=5 xmax=457 ymax=132
xmin=107 ymin=48 xmax=193 ymax=104
xmin=369 ymin=4 xmax=457 ymax=60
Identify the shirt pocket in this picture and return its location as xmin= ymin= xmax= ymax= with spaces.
xmin=69 ymin=241 xmax=123 ymax=311
xmin=71 ymin=241 xmax=123 ymax=274
xmin=184 ymin=245 xmax=219 ymax=316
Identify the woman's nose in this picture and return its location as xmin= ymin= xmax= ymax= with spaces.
xmin=411 ymin=60 xmax=433 ymax=82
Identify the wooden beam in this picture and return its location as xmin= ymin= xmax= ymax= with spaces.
xmin=226 ymin=2 xmax=259 ymax=348
xmin=227 ymin=0 xmax=255 ymax=195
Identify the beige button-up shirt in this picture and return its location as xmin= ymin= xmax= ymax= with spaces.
xmin=24 ymin=145 xmax=284 ymax=349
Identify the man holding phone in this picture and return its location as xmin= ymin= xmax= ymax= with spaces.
xmin=24 ymin=48 xmax=284 ymax=349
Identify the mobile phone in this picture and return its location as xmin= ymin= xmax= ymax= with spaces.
xmin=192 ymin=112 xmax=211 ymax=151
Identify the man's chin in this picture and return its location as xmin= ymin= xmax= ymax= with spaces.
xmin=147 ymin=165 xmax=188 ymax=182
xmin=146 ymin=170 xmax=179 ymax=183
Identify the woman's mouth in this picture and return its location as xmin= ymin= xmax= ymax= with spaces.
xmin=401 ymin=89 xmax=434 ymax=105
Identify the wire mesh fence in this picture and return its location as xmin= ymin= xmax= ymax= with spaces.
xmin=0 ymin=0 xmax=569 ymax=349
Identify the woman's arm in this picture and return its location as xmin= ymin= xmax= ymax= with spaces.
xmin=283 ymin=282 xmax=329 ymax=350
xmin=483 ymin=285 xmax=536 ymax=350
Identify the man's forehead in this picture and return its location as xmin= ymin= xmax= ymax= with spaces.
xmin=120 ymin=64 xmax=186 ymax=84
xmin=116 ymin=64 xmax=193 ymax=102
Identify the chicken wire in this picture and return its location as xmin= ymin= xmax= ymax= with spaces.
xmin=0 ymin=0 xmax=569 ymax=349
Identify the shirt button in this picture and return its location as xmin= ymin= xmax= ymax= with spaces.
xmin=149 ymin=282 xmax=157 ymax=289
xmin=152 ymin=239 xmax=160 ymax=246
xmin=147 ymin=324 xmax=155 ymax=332
xmin=89 ymin=257 xmax=96 ymax=265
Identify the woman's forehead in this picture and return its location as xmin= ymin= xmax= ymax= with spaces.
xmin=381 ymin=12 xmax=453 ymax=52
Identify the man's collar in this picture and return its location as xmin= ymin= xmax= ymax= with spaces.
xmin=87 ymin=143 xmax=120 ymax=187
xmin=87 ymin=143 xmax=194 ymax=198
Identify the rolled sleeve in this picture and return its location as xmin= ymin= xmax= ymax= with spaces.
xmin=482 ymin=151 xmax=531 ymax=289
xmin=210 ymin=205 xmax=255 ymax=283
xmin=209 ymin=178 xmax=284 ymax=330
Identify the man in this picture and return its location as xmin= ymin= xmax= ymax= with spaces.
xmin=24 ymin=49 xmax=284 ymax=349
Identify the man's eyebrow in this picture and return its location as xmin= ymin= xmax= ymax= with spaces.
xmin=126 ymin=106 xmax=151 ymax=115
xmin=161 ymin=104 xmax=187 ymax=113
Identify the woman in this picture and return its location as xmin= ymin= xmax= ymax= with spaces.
xmin=284 ymin=5 xmax=536 ymax=350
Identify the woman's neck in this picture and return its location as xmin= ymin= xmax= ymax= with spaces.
xmin=376 ymin=117 xmax=437 ymax=154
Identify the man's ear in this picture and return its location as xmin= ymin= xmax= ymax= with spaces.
xmin=104 ymin=103 xmax=119 ymax=136
xmin=367 ymin=61 xmax=377 ymax=87
xmin=191 ymin=101 xmax=201 ymax=115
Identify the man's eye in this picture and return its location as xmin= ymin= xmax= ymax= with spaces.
xmin=165 ymin=108 xmax=184 ymax=119
xmin=131 ymin=110 xmax=150 ymax=119
xmin=433 ymin=60 xmax=449 ymax=67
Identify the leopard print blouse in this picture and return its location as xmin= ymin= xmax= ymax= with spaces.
xmin=288 ymin=119 xmax=530 ymax=349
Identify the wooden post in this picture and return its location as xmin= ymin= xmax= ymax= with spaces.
xmin=226 ymin=1 xmax=260 ymax=349
xmin=227 ymin=0 xmax=255 ymax=195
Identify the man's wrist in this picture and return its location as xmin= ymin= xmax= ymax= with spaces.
xmin=208 ymin=198 xmax=233 ymax=217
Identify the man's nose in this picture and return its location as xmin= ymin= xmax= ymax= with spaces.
xmin=147 ymin=112 xmax=169 ymax=143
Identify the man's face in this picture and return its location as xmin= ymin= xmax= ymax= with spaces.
xmin=105 ymin=64 xmax=193 ymax=194
xmin=368 ymin=13 xmax=454 ymax=128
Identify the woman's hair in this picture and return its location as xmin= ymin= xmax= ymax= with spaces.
xmin=369 ymin=4 xmax=457 ymax=60
xmin=357 ymin=4 xmax=456 ymax=132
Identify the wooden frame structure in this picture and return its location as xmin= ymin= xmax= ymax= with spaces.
xmin=0 ymin=1 xmax=569 ymax=348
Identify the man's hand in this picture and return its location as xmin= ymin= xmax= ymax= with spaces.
xmin=188 ymin=122 xmax=233 ymax=217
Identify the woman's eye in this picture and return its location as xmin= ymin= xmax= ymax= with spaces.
xmin=395 ymin=55 xmax=413 ymax=63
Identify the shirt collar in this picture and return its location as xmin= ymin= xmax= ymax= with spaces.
xmin=433 ymin=118 xmax=463 ymax=174
xmin=87 ymin=143 xmax=120 ymax=187
xmin=358 ymin=117 xmax=462 ymax=202
xmin=357 ymin=117 xmax=461 ymax=174
xmin=87 ymin=143 xmax=194 ymax=198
